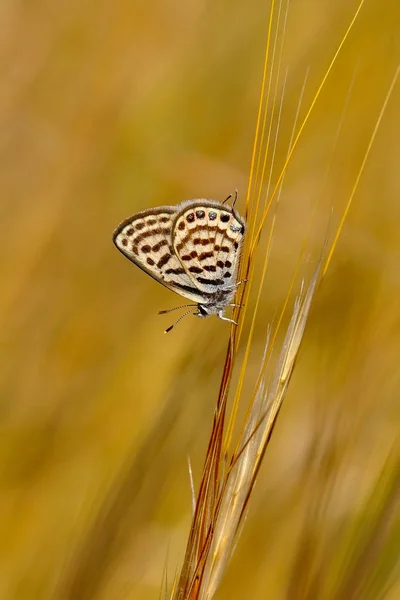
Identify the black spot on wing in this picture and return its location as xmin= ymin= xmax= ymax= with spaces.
xmin=196 ymin=277 xmax=224 ymax=287
xmin=133 ymin=227 xmax=171 ymax=244
xmin=175 ymin=227 xmax=215 ymax=252
xmin=157 ymin=253 xmax=172 ymax=268
xmin=198 ymin=251 xmax=214 ymax=261
xmin=170 ymin=282 xmax=207 ymax=297
xmin=152 ymin=239 xmax=168 ymax=252
xmin=165 ymin=267 xmax=186 ymax=275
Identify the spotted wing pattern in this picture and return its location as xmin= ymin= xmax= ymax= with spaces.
xmin=113 ymin=206 xmax=205 ymax=303
xmin=171 ymin=200 xmax=246 ymax=295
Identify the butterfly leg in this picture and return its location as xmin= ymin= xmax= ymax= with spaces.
xmin=218 ymin=311 xmax=238 ymax=326
xmin=229 ymin=303 xmax=245 ymax=308
xmin=235 ymin=278 xmax=247 ymax=287
xmin=224 ymin=279 xmax=248 ymax=292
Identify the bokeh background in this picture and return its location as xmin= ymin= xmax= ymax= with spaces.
xmin=1 ymin=1 xmax=399 ymax=599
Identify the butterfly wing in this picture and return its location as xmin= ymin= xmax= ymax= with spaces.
xmin=113 ymin=207 xmax=206 ymax=303
xmin=171 ymin=200 xmax=246 ymax=295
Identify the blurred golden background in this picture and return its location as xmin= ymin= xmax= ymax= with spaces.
xmin=1 ymin=1 xmax=399 ymax=599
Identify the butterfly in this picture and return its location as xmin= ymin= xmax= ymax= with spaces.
xmin=113 ymin=193 xmax=246 ymax=332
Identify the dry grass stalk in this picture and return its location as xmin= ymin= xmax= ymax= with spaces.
xmin=170 ymin=0 xmax=399 ymax=597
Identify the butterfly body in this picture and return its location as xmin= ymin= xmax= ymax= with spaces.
xmin=113 ymin=197 xmax=246 ymax=329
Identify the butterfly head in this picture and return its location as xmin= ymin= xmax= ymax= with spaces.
xmin=196 ymin=304 xmax=211 ymax=319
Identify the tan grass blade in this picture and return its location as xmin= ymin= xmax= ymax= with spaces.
xmin=168 ymin=1 xmax=393 ymax=599
xmin=201 ymin=262 xmax=322 ymax=598
xmin=323 ymin=65 xmax=400 ymax=277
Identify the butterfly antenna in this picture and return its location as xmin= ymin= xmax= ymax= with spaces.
xmin=232 ymin=188 xmax=238 ymax=207
xmin=158 ymin=304 xmax=197 ymax=315
xmin=222 ymin=189 xmax=239 ymax=206
xmin=164 ymin=309 xmax=197 ymax=333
